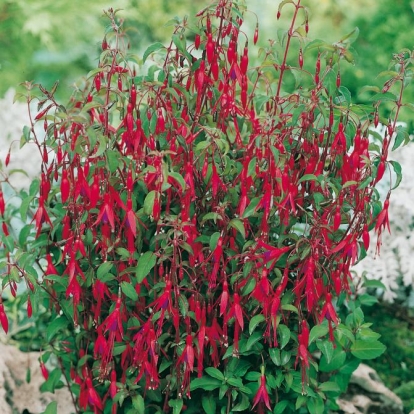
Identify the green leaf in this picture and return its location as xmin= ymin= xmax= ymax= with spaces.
xmin=46 ymin=317 xmax=69 ymax=342
xmin=337 ymin=86 xmax=352 ymax=106
xmin=178 ymin=295 xmax=189 ymax=317
xmin=205 ymin=367 xmax=225 ymax=381
xmin=227 ymin=377 xmax=243 ymax=388
xmin=201 ymin=212 xmax=222 ymax=223
xmin=339 ymin=27 xmax=359 ymax=44
xmin=358 ymin=175 xmax=373 ymax=190
xmin=143 ymin=190 xmax=156 ymax=216
xmin=190 ymin=377 xmax=221 ymax=391
xmin=132 ymin=395 xmax=145 ymax=414
xmin=319 ymin=381 xmax=341 ymax=393
xmin=172 ymin=33 xmax=187 ymax=53
xmin=40 ymin=368 xmax=63 ymax=393
xmin=269 ymin=348 xmax=281 ymax=366
xmin=362 ymin=279 xmax=386 ymax=290
xmin=245 ymin=371 xmax=260 ymax=382
xmin=143 ymin=42 xmax=165 ymax=63
xmin=278 ymin=324 xmax=291 ymax=349
xmin=202 ymin=394 xmax=216 ymax=414
xmin=304 ymin=39 xmax=335 ymax=53
xmin=229 ymin=218 xmax=246 ymax=239
xmin=319 ymin=348 xmax=346 ymax=372
xmin=107 ymin=150 xmax=120 ymax=172
xmin=21 ymin=125 xmax=31 ymax=146
xmin=232 ymin=393 xmax=250 ymax=411
xmin=392 ymin=126 xmax=409 ymax=151
xmin=241 ymin=196 xmax=261 ymax=218
xmin=169 ymin=171 xmax=186 ymax=191
xmin=309 ymin=322 xmax=329 ymax=344
xmin=136 ymin=251 xmax=157 ymax=283
xmin=97 ymin=261 xmax=113 ymax=280
xmin=351 ymin=339 xmax=386 ymax=360
xmin=209 ymin=232 xmax=221 ymax=252
xmin=323 ymin=69 xmax=337 ymax=97
xmin=29 ymin=178 xmax=40 ymax=197
xmin=280 ymin=304 xmax=298 ymax=314
xmin=278 ymin=0 xmax=295 ymax=13
xmin=307 ymin=397 xmax=325 ymax=414
xmin=219 ymin=384 xmax=229 ymax=400
xmin=247 ymin=157 xmax=256 ymax=177
xmin=2 ymin=235 xmax=14 ymax=252
xmin=358 ymin=293 xmax=378 ymax=306
xmin=20 ymin=195 xmax=34 ymax=222
xmin=168 ymin=398 xmax=183 ymax=414
xmin=121 ymin=281 xmax=138 ymax=301
xmin=298 ymin=174 xmax=317 ymax=184
xmin=316 ymin=340 xmax=334 ymax=364
xmin=274 ymin=400 xmax=289 ymax=414
xmin=280 ymin=350 xmax=291 ymax=365
xmin=369 ymin=92 xmax=397 ymax=102
xmin=19 ymin=224 xmax=32 ymax=246
xmin=42 ymin=401 xmax=57 ymax=414
xmin=249 ymin=314 xmax=265 ymax=335
xmin=246 ymin=331 xmax=263 ymax=351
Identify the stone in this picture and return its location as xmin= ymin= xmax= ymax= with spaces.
xmin=338 ymin=363 xmax=404 ymax=414
xmin=0 ymin=342 xmax=74 ymax=414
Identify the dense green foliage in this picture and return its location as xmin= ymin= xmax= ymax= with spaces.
xmin=2 ymin=0 xmax=414 ymax=123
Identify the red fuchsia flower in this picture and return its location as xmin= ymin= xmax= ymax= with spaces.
xmin=225 ymin=292 xmax=244 ymax=355
xmin=0 ymin=303 xmax=8 ymax=333
xmin=92 ymin=279 xmax=110 ymax=323
xmin=149 ymin=279 xmax=177 ymax=336
xmin=256 ymin=240 xmax=292 ymax=272
xmin=251 ymin=268 xmax=271 ymax=304
xmin=45 ymin=253 xmax=58 ymax=276
xmin=101 ymin=295 xmax=124 ymax=337
xmin=79 ymin=377 xmax=103 ymax=412
xmin=132 ymin=320 xmax=159 ymax=390
xmin=33 ymin=196 xmax=53 ymax=237
xmin=319 ymin=291 xmax=339 ymax=341
xmin=252 ymin=368 xmax=271 ymax=412
xmin=295 ymin=320 xmax=311 ymax=388
xmin=205 ymin=315 xmax=224 ymax=367
xmin=332 ymin=122 xmax=347 ymax=154
xmin=208 ymin=235 xmax=223 ymax=289
xmin=375 ymin=196 xmax=391 ymax=254
xmin=196 ymin=305 xmax=207 ymax=377
xmin=39 ymin=360 xmax=49 ymax=380
xmin=177 ymin=334 xmax=195 ymax=398
xmin=94 ymin=193 xmax=116 ymax=231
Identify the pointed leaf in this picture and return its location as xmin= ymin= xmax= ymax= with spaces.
xmin=249 ymin=314 xmax=265 ymax=335
xmin=278 ymin=324 xmax=291 ymax=349
xmin=202 ymin=394 xmax=216 ymax=414
xmin=205 ymin=367 xmax=224 ymax=381
xmin=350 ymin=339 xmax=386 ymax=360
xmin=143 ymin=42 xmax=165 ymax=63
xmin=309 ymin=322 xmax=329 ymax=344
xmin=121 ymin=281 xmax=139 ymax=301
xmin=136 ymin=252 xmax=157 ymax=283
xmin=42 ymin=401 xmax=57 ymax=414
xmin=229 ymin=218 xmax=246 ymax=239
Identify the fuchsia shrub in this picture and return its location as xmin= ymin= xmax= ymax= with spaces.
xmin=1 ymin=0 xmax=413 ymax=413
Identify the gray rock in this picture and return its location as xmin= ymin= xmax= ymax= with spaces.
xmin=0 ymin=342 xmax=74 ymax=414
xmin=338 ymin=363 xmax=404 ymax=414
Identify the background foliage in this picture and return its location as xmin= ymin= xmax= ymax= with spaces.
xmin=1 ymin=0 xmax=414 ymax=127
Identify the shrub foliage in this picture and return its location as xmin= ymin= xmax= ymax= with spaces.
xmin=1 ymin=0 xmax=413 ymax=413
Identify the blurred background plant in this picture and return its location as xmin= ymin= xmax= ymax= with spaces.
xmin=2 ymin=0 xmax=413 ymax=126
